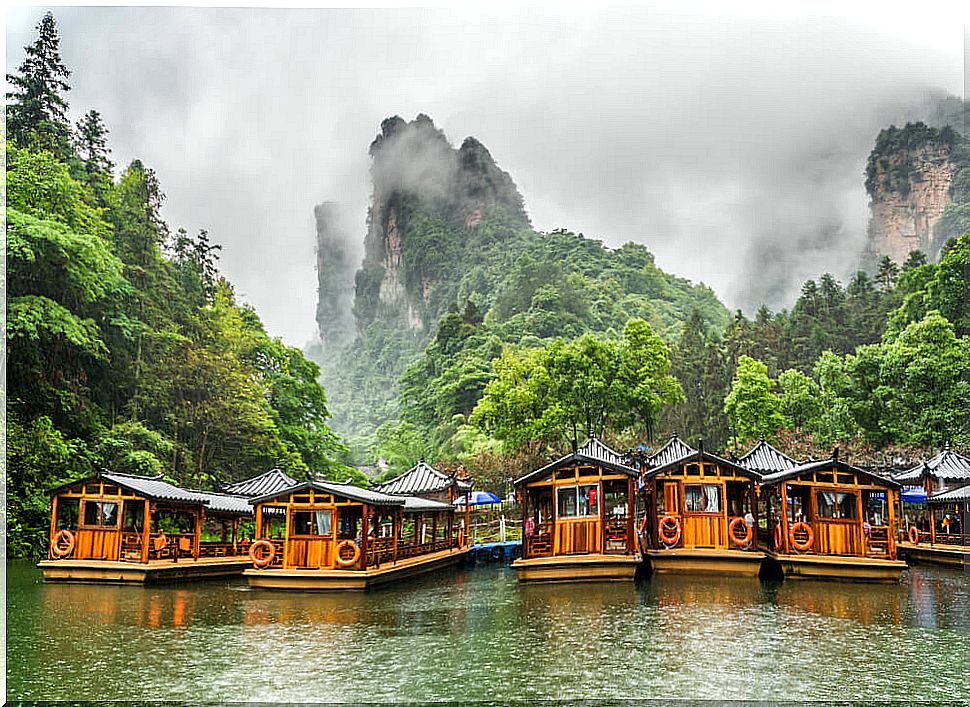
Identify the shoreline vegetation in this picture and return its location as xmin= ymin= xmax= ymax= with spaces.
xmin=7 ymin=12 xmax=970 ymax=560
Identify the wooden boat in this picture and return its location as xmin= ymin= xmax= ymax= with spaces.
xmin=511 ymin=436 xmax=641 ymax=582
xmin=759 ymin=452 xmax=906 ymax=582
xmin=243 ymin=479 xmax=468 ymax=590
xmin=894 ymin=445 xmax=970 ymax=568
xmin=634 ymin=437 xmax=766 ymax=577
xmin=38 ymin=471 xmax=253 ymax=584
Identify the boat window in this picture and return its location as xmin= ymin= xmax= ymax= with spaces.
xmin=837 ymin=474 xmax=855 ymax=485
xmin=557 ymin=484 xmax=599 ymax=518
xmin=684 ymin=484 xmax=721 ymax=513
xmin=816 ymin=472 xmax=834 ymax=483
xmin=56 ymin=498 xmax=79 ymax=530
xmin=816 ymin=491 xmax=858 ymax=519
xmin=85 ymin=483 xmax=101 ymax=495
xmin=292 ymin=510 xmax=332 ymax=536
xmin=686 ymin=464 xmax=701 ymax=476
xmin=555 ymin=468 xmax=577 ymax=481
xmin=83 ymin=501 xmax=119 ymax=527
xmin=292 ymin=493 xmax=311 ymax=504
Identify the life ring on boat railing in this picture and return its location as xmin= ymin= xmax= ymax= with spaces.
xmin=50 ymin=529 xmax=75 ymax=558
xmin=773 ymin=523 xmax=783 ymax=550
xmin=728 ymin=517 xmax=753 ymax=549
xmin=908 ymin=526 xmax=920 ymax=544
xmin=658 ymin=515 xmax=682 ymax=548
xmin=789 ymin=522 xmax=814 ymax=553
xmin=335 ymin=539 xmax=361 ymax=568
xmin=248 ymin=539 xmax=275 ymax=568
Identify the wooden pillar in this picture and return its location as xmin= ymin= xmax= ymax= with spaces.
xmin=464 ymin=489 xmax=471 ymax=547
xmin=626 ymin=476 xmax=634 ymax=555
xmin=360 ymin=504 xmax=369 ymax=569
xmin=856 ymin=491 xmax=866 ymax=557
xmin=650 ymin=480 xmax=659 ymax=550
xmin=749 ymin=479 xmax=760 ymax=543
xmin=887 ymin=488 xmax=897 ymax=560
xmin=48 ymin=495 xmax=59 ymax=557
xmin=194 ymin=506 xmax=203 ymax=560
xmin=432 ymin=513 xmax=437 ymax=551
xmin=232 ymin=518 xmax=238 ymax=554
xmin=282 ymin=505 xmax=291 ymax=569
xmin=780 ymin=482 xmax=790 ymax=555
xmin=929 ymin=504 xmax=937 ymax=545
xmin=141 ymin=499 xmax=151 ymax=563
xmin=393 ymin=509 xmax=400 ymax=565
xmin=255 ymin=505 xmax=263 ymax=541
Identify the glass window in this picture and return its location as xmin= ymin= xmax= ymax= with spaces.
xmin=685 ymin=485 xmax=721 ymax=513
xmin=816 ymin=491 xmax=858 ymax=519
xmin=56 ymin=498 xmax=79 ymax=530
xmin=292 ymin=510 xmax=333 ymax=536
xmin=557 ymin=485 xmax=598 ymax=518
xmin=83 ymin=501 xmax=118 ymax=527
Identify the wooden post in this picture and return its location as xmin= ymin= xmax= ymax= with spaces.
xmin=626 ymin=476 xmax=634 ymax=555
xmin=282 ymin=504 xmax=291 ymax=569
xmin=360 ymin=504 xmax=369 ymax=570
xmin=393 ymin=509 xmax=400 ymax=565
xmin=232 ymin=518 xmax=238 ymax=555
xmin=464 ymin=489 xmax=470 ymax=547
xmin=856 ymin=490 xmax=866 ymax=558
xmin=431 ymin=513 xmax=437 ymax=552
xmin=141 ymin=499 xmax=151 ymax=563
xmin=929 ymin=504 xmax=937 ymax=545
xmin=749 ymin=479 xmax=759 ymax=551
xmin=780 ymin=482 xmax=790 ymax=555
xmin=255 ymin=505 xmax=263 ymax=540
xmin=887 ymin=488 xmax=897 ymax=560
xmin=48 ymin=495 xmax=59 ymax=558
xmin=194 ymin=506 xmax=203 ymax=560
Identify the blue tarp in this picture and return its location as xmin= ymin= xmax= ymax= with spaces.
xmin=454 ymin=490 xmax=503 ymax=506
xmin=901 ymin=487 xmax=927 ymax=504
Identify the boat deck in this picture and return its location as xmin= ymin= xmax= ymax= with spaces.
xmin=898 ymin=542 xmax=970 ymax=569
xmin=765 ymin=552 xmax=907 ymax=582
xmin=645 ymin=548 xmax=766 ymax=577
xmin=37 ymin=556 xmax=251 ymax=584
xmin=244 ymin=547 xmax=468 ymax=590
xmin=511 ymin=553 xmax=641 ymax=583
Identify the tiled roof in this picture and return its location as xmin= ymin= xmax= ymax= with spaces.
xmin=895 ymin=446 xmax=970 ymax=483
xmin=643 ymin=434 xmax=697 ymax=468
xmin=928 ymin=482 xmax=970 ymax=504
xmin=761 ymin=458 xmax=901 ymax=489
xmin=376 ymin=461 xmax=472 ymax=495
xmin=738 ymin=439 xmax=800 ymax=474
xmin=189 ymin=490 xmax=252 ymax=515
xmin=514 ymin=435 xmax=637 ymax=486
xmin=99 ymin=472 xmax=208 ymax=506
xmin=248 ymin=480 xmax=407 ymax=506
xmin=222 ymin=468 xmax=299 ymax=497
xmin=401 ymin=496 xmax=455 ymax=512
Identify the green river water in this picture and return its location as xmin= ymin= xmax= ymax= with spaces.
xmin=6 ymin=560 xmax=970 ymax=702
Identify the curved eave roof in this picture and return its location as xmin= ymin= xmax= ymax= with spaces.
xmin=738 ymin=439 xmax=800 ymax=475
xmin=515 ymin=444 xmax=638 ymax=486
xmin=375 ymin=461 xmax=472 ymax=496
xmin=644 ymin=450 xmax=762 ymax=481
xmin=641 ymin=435 xmax=697 ymax=468
xmin=896 ymin=448 xmax=970 ymax=483
xmin=402 ymin=496 xmax=455 ymax=513
xmin=761 ymin=459 xmax=901 ymax=489
xmin=222 ymin=468 xmax=299 ymax=497
xmin=248 ymin=480 xmax=406 ymax=506
xmin=927 ymin=482 xmax=970 ymax=504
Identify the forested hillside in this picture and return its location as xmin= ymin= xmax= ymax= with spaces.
xmin=6 ymin=13 xmax=352 ymax=557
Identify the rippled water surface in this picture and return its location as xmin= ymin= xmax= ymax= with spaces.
xmin=7 ymin=561 xmax=970 ymax=701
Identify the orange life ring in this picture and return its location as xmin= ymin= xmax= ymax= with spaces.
xmin=335 ymin=539 xmax=361 ymax=568
xmin=50 ymin=529 xmax=75 ymax=558
xmin=789 ymin=521 xmax=814 ymax=553
xmin=908 ymin=526 xmax=920 ymax=544
xmin=773 ymin=523 xmax=783 ymax=550
xmin=729 ymin=516 xmax=753 ymax=549
xmin=248 ymin=539 xmax=275 ymax=568
xmin=658 ymin=514 xmax=682 ymax=548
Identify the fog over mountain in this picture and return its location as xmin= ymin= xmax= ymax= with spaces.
xmin=6 ymin=6 xmax=966 ymax=344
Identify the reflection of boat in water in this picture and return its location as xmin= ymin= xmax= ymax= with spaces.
xmin=773 ymin=580 xmax=903 ymax=626
xmin=512 ymin=436 xmax=641 ymax=582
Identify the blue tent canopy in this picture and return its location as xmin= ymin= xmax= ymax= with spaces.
xmin=454 ymin=491 xmax=503 ymax=506
xmin=901 ymin=487 xmax=927 ymax=504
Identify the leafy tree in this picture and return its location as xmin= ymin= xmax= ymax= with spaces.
xmin=74 ymin=109 xmax=114 ymax=201
xmin=723 ymin=356 xmax=785 ymax=445
xmin=777 ymin=368 xmax=820 ymax=431
xmin=6 ymin=11 xmax=73 ymax=157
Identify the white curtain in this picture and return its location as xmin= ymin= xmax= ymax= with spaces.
xmin=315 ymin=511 xmax=331 ymax=536
xmin=704 ymin=485 xmax=720 ymax=513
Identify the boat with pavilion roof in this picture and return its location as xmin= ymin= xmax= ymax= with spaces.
xmin=511 ymin=435 xmax=641 ymax=582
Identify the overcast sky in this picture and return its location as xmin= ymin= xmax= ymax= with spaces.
xmin=6 ymin=5 xmax=968 ymax=346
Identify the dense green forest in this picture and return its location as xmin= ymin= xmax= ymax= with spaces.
xmin=6 ymin=13 xmax=353 ymax=557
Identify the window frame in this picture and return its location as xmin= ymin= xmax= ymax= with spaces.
xmin=80 ymin=499 xmax=121 ymax=529
xmin=557 ymin=483 xmax=600 ymax=519
xmin=683 ymin=483 xmax=723 ymax=515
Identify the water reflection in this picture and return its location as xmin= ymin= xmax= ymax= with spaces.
xmin=7 ymin=561 xmax=970 ymax=702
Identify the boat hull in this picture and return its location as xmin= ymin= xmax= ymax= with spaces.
xmin=645 ymin=548 xmax=765 ymax=577
xmin=37 ymin=557 xmax=250 ymax=584
xmin=512 ymin=554 xmax=641 ymax=582
xmin=244 ymin=547 xmax=468 ymax=590
xmin=765 ymin=552 xmax=906 ymax=582
xmin=897 ymin=542 xmax=970 ymax=569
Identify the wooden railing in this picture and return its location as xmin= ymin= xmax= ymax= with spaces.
xmin=899 ymin=528 xmax=970 ymax=547
xmin=525 ymin=523 xmax=553 ymax=558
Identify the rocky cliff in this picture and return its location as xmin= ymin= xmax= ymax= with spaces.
xmin=865 ymin=122 xmax=959 ymax=262
xmin=314 ymin=201 xmax=356 ymax=349
xmin=353 ymin=114 xmax=529 ymax=334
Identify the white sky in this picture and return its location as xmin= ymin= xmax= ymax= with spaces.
xmin=5 ymin=3 xmax=968 ymax=345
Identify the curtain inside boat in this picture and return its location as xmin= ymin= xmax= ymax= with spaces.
xmin=315 ymin=511 xmax=332 ymax=536
xmin=704 ymin=485 xmax=720 ymax=513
